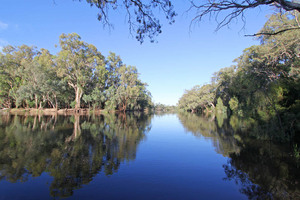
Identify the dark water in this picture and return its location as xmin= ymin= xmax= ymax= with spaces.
xmin=0 ymin=112 xmax=299 ymax=199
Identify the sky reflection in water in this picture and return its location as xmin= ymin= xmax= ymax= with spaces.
xmin=0 ymin=113 xmax=298 ymax=199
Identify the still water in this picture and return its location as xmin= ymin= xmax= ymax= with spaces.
xmin=0 ymin=113 xmax=299 ymax=199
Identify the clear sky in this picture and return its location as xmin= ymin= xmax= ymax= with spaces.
xmin=1 ymin=0 xmax=274 ymax=105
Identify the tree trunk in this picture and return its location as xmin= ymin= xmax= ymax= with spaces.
xmin=66 ymin=114 xmax=81 ymax=143
xmin=35 ymin=95 xmax=38 ymax=109
xmin=32 ymin=116 xmax=37 ymax=130
xmin=73 ymin=114 xmax=81 ymax=138
xmin=123 ymin=103 xmax=126 ymax=113
xmin=75 ymin=87 xmax=83 ymax=109
xmin=204 ymin=105 xmax=208 ymax=113
xmin=54 ymin=95 xmax=58 ymax=109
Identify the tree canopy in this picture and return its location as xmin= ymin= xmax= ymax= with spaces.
xmin=0 ymin=33 xmax=152 ymax=111
xmin=178 ymin=11 xmax=300 ymax=142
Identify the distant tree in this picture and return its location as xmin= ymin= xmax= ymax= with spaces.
xmin=178 ymin=85 xmax=202 ymax=113
xmin=106 ymin=65 xmax=149 ymax=112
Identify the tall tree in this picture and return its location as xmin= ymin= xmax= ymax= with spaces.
xmin=56 ymin=33 xmax=105 ymax=109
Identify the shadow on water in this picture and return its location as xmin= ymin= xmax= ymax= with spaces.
xmin=177 ymin=112 xmax=300 ymax=199
xmin=0 ymin=113 xmax=152 ymax=198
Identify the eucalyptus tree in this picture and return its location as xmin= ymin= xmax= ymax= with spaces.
xmin=0 ymin=52 xmax=11 ymax=108
xmin=178 ymin=84 xmax=216 ymax=113
xmin=106 ymin=65 xmax=150 ymax=111
xmin=82 ymin=62 xmax=108 ymax=109
xmin=106 ymin=52 xmax=123 ymax=88
xmin=197 ymin=84 xmax=216 ymax=111
xmin=178 ymin=12 xmax=300 ymax=141
xmin=16 ymin=61 xmax=44 ymax=108
xmin=211 ymin=66 xmax=236 ymax=105
xmin=83 ymin=52 xmax=122 ymax=109
xmin=0 ymin=45 xmax=39 ymax=108
xmin=258 ymin=11 xmax=300 ymax=73
xmin=177 ymin=85 xmax=202 ymax=112
xmin=36 ymin=49 xmax=68 ymax=109
xmin=56 ymin=33 xmax=105 ymax=109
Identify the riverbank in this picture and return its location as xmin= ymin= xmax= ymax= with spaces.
xmin=0 ymin=108 xmax=104 ymax=115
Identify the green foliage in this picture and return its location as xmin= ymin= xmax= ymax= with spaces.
xmin=216 ymin=97 xmax=227 ymax=114
xmin=294 ymin=144 xmax=300 ymax=160
xmin=229 ymin=97 xmax=238 ymax=112
xmin=153 ymin=103 xmax=176 ymax=112
xmin=216 ymin=112 xmax=227 ymax=127
xmin=177 ymin=84 xmax=215 ymax=112
xmin=0 ymin=33 xmax=152 ymax=111
xmin=56 ymin=33 xmax=105 ymax=109
xmin=70 ymin=101 xmax=76 ymax=109
xmin=105 ymin=65 xmax=151 ymax=111
xmin=177 ymin=11 xmax=300 ymax=142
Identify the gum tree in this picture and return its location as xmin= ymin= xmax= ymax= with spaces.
xmin=56 ymin=33 xmax=105 ymax=109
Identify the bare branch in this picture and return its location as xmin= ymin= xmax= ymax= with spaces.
xmin=245 ymin=26 xmax=300 ymax=36
xmin=188 ymin=0 xmax=300 ymax=33
xmin=77 ymin=0 xmax=176 ymax=43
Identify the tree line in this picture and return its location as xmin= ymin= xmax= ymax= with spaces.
xmin=0 ymin=33 xmax=152 ymax=111
xmin=178 ymin=11 xmax=300 ymax=141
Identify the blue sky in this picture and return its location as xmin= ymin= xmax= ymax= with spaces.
xmin=1 ymin=0 xmax=274 ymax=105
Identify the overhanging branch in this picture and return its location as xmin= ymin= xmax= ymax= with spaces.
xmin=245 ymin=26 xmax=300 ymax=36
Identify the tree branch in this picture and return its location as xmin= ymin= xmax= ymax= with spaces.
xmin=245 ymin=26 xmax=300 ymax=36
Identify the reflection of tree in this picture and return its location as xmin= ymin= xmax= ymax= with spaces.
xmin=177 ymin=112 xmax=240 ymax=156
xmin=0 ymin=113 xmax=152 ymax=198
xmin=65 ymin=114 xmax=81 ymax=142
xmin=178 ymin=112 xmax=300 ymax=199
xmin=224 ymin=139 xmax=300 ymax=199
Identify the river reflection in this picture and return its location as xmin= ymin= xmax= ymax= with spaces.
xmin=0 ymin=113 xmax=152 ymax=198
xmin=0 ymin=112 xmax=299 ymax=199
xmin=178 ymin=112 xmax=300 ymax=199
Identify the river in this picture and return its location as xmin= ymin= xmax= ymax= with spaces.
xmin=0 ymin=113 xmax=299 ymax=199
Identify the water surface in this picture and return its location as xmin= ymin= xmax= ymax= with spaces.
xmin=0 ymin=113 xmax=298 ymax=199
